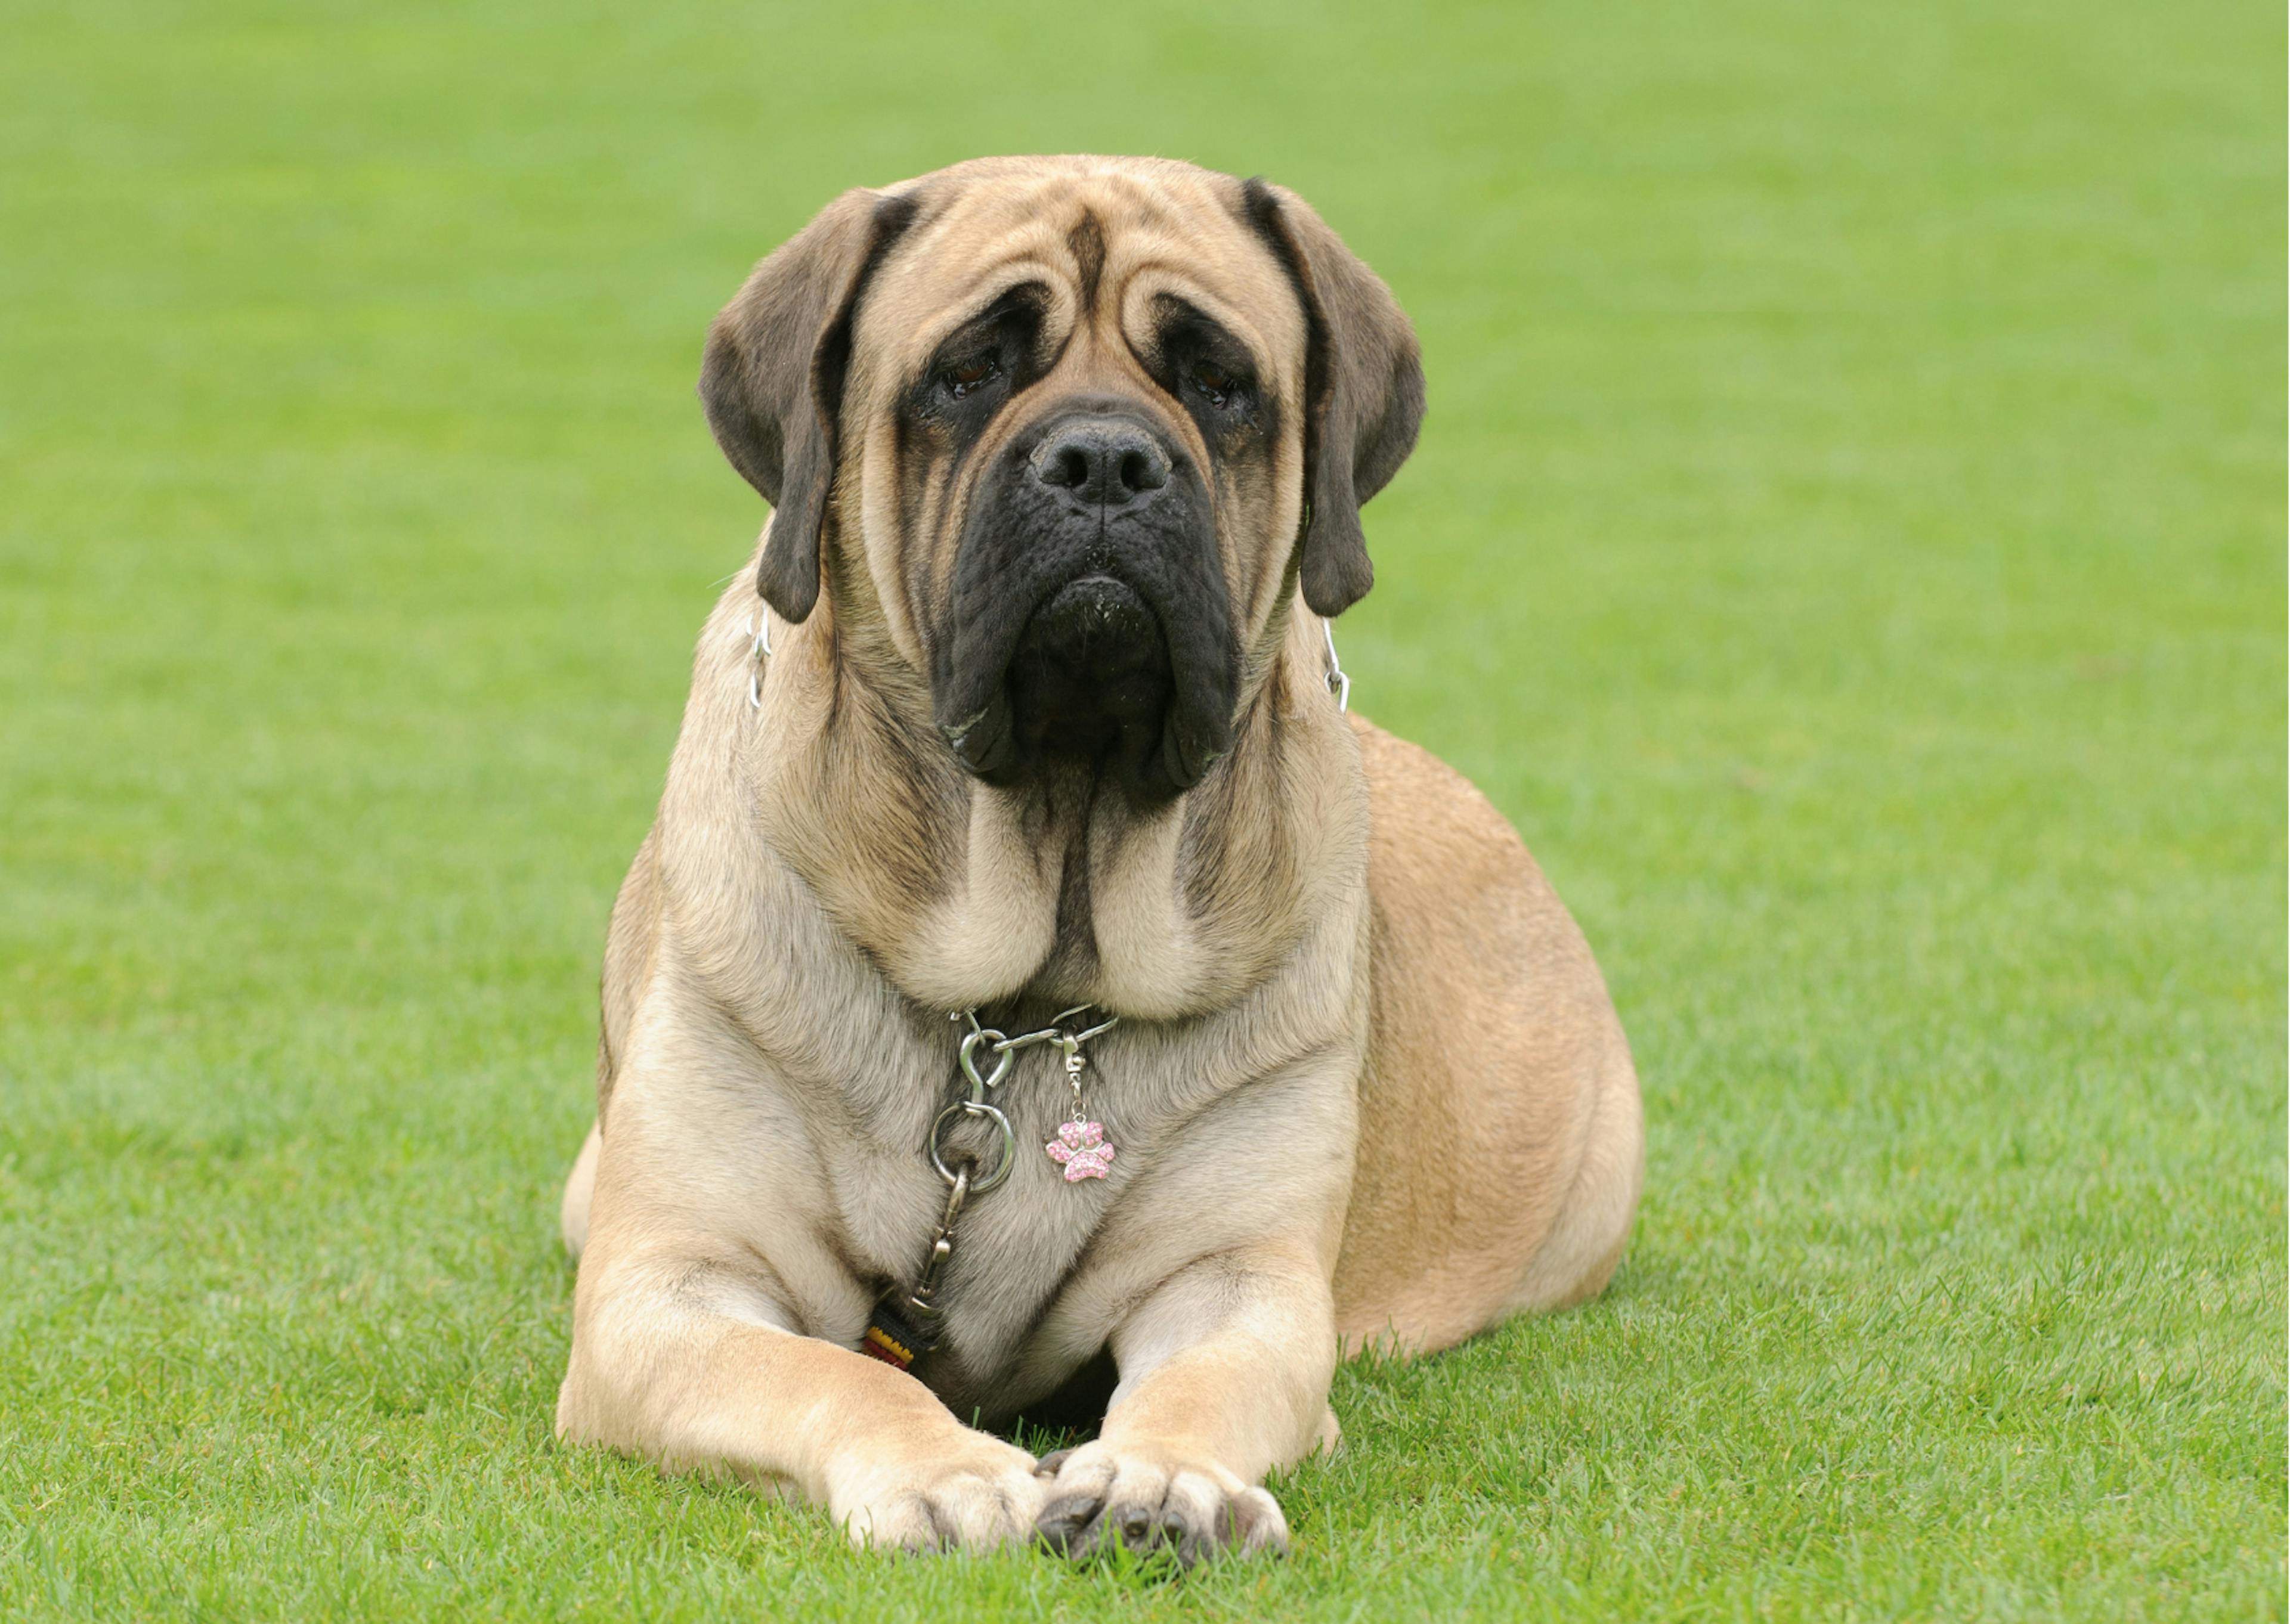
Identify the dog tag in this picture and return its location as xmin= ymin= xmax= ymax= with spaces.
xmin=1044 ymin=1033 xmax=1116 ymax=1181
xmin=1046 ymin=1118 xmax=1115 ymax=1180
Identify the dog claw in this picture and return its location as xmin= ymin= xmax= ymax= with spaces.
xmin=1033 ymin=1493 xmax=1097 ymax=1555
xmin=1032 ymin=1446 xmax=1288 ymax=1567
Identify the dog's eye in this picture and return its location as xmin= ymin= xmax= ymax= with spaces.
xmin=942 ymin=356 xmax=1000 ymax=399
xmin=1188 ymin=359 xmax=1238 ymax=408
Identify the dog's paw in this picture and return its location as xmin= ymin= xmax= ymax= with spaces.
xmin=827 ymin=1431 xmax=1045 ymax=1554
xmin=1032 ymin=1441 xmax=1289 ymax=1565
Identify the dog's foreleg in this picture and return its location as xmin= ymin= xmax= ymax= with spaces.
xmin=556 ymin=1242 xmax=1044 ymax=1551
xmin=1034 ymin=1236 xmax=1337 ymax=1563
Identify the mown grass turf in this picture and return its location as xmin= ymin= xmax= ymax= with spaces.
xmin=2 ymin=1 xmax=2281 ymax=1619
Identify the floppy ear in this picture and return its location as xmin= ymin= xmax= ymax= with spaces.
xmin=698 ymin=188 xmax=920 ymax=623
xmin=1242 ymin=178 xmax=1426 ymax=618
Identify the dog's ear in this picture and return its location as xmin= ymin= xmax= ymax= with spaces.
xmin=700 ymin=188 xmax=921 ymax=623
xmin=1242 ymin=178 xmax=1425 ymax=619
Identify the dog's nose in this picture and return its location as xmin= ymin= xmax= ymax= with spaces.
xmin=1030 ymin=419 xmax=1171 ymax=508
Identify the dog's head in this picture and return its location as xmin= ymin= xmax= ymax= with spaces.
xmin=700 ymin=157 xmax=1423 ymax=803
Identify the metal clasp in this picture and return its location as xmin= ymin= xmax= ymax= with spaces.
xmin=903 ymin=1166 xmax=971 ymax=1320
xmin=739 ymin=611 xmax=773 ymax=709
xmin=1322 ymin=619 xmax=1350 ymax=712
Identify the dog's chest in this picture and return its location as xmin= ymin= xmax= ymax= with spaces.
xmin=821 ymin=1037 xmax=1190 ymax=1414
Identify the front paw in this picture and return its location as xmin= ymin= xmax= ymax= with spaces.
xmin=827 ymin=1430 xmax=1045 ymax=1554
xmin=1033 ymin=1441 xmax=1289 ymax=1565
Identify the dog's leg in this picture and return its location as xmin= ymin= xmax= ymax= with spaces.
xmin=557 ymin=1242 xmax=1044 ymax=1551
xmin=557 ymin=1121 xmax=600 ymax=1259
xmin=1034 ymin=1238 xmax=1336 ymax=1564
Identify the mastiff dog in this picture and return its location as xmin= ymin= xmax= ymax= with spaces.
xmin=555 ymin=154 xmax=1641 ymax=1562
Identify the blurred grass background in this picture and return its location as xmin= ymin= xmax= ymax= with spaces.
xmin=1 ymin=1 xmax=2280 ymax=1619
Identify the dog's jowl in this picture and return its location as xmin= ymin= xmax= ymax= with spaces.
xmin=553 ymin=156 xmax=1642 ymax=1562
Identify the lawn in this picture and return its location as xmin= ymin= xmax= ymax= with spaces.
xmin=2 ymin=0 xmax=2281 ymax=1619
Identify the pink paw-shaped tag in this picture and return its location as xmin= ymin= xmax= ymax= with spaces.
xmin=1045 ymin=1120 xmax=1115 ymax=1182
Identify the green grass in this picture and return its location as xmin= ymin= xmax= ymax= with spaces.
xmin=2 ymin=0 xmax=2280 ymax=1618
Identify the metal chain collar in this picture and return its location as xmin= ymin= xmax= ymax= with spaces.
xmin=925 ymin=1006 xmax=1118 ymax=1195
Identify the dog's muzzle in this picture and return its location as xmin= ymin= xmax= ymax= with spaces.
xmin=934 ymin=405 xmax=1239 ymax=802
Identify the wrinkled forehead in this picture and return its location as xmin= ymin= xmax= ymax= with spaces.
xmin=850 ymin=164 xmax=1307 ymax=388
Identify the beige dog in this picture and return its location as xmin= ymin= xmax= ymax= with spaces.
xmin=555 ymin=155 xmax=1641 ymax=1562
